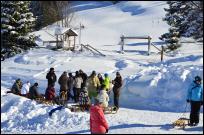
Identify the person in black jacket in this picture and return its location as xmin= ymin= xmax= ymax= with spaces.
xmin=46 ymin=67 xmax=57 ymax=87
xmin=79 ymin=69 xmax=88 ymax=88
xmin=67 ymin=73 xmax=74 ymax=101
xmin=112 ymin=72 xmax=123 ymax=111
xmin=29 ymin=83 xmax=41 ymax=100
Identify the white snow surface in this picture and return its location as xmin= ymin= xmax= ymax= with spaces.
xmin=1 ymin=1 xmax=203 ymax=134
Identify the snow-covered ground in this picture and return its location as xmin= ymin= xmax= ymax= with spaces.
xmin=1 ymin=1 xmax=203 ymax=134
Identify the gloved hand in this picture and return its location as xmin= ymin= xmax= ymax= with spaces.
xmin=106 ymin=129 xmax=108 ymax=133
xmin=187 ymin=99 xmax=190 ymax=103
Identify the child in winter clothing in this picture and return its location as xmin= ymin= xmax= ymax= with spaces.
xmin=21 ymin=81 xmax=30 ymax=97
xmin=29 ymin=82 xmax=41 ymax=100
xmin=103 ymin=73 xmax=111 ymax=93
xmin=45 ymin=83 xmax=56 ymax=100
xmin=11 ymin=78 xmax=23 ymax=95
xmin=96 ymin=84 xmax=109 ymax=108
xmin=90 ymin=98 xmax=109 ymax=134
xmin=79 ymin=87 xmax=90 ymax=111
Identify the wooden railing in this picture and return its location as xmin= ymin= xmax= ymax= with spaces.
xmin=81 ymin=44 xmax=106 ymax=57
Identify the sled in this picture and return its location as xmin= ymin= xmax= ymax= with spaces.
xmin=172 ymin=117 xmax=190 ymax=129
xmin=104 ymin=106 xmax=118 ymax=114
xmin=68 ymin=104 xmax=90 ymax=112
xmin=35 ymin=97 xmax=54 ymax=105
xmin=58 ymin=91 xmax=68 ymax=105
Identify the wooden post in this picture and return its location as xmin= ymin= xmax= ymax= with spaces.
xmin=74 ymin=36 xmax=76 ymax=51
xmin=148 ymin=36 xmax=151 ymax=55
xmin=56 ymin=35 xmax=58 ymax=49
xmin=161 ymin=45 xmax=164 ymax=62
xmin=121 ymin=35 xmax=124 ymax=53
xmin=67 ymin=36 xmax=70 ymax=49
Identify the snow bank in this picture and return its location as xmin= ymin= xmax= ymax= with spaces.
xmin=121 ymin=61 xmax=203 ymax=112
xmin=1 ymin=87 xmax=89 ymax=134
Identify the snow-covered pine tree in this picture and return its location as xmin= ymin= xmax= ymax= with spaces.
xmin=160 ymin=1 xmax=182 ymax=51
xmin=179 ymin=1 xmax=203 ymax=40
xmin=160 ymin=1 xmax=203 ymax=51
xmin=1 ymin=1 xmax=36 ymax=58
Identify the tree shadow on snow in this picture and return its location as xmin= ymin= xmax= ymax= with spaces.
xmin=65 ymin=129 xmax=90 ymax=134
xmin=184 ymin=126 xmax=203 ymax=132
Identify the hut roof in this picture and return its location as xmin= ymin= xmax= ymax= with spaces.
xmin=31 ymin=25 xmax=78 ymax=42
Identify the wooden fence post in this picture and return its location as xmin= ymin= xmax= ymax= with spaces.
xmin=148 ymin=36 xmax=151 ymax=55
xmin=161 ymin=45 xmax=164 ymax=62
xmin=121 ymin=35 xmax=124 ymax=53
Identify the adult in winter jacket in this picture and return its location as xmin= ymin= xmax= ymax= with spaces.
xmin=79 ymin=69 xmax=88 ymax=88
xmin=11 ymin=78 xmax=23 ymax=95
xmin=112 ymin=72 xmax=123 ymax=111
xmin=21 ymin=81 xmax=30 ymax=96
xmin=187 ymin=76 xmax=203 ymax=126
xmin=67 ymin=73 xmax=74 ymax=100
xmin=58 ymin=71 xmax=69 ymax=93
xmin=90 ymin=99 xmax=109 ymax=134
xmin=79 ymin=87 xmax=90 ymax=110
xmin=73 ymin=71 xmax=83 ymax=102
xmin=87 ymin=71 xmax=101 ymax=103
xmin=98 ymin=73 xmax=104 ymax=89
xmin=29 ymin=83 xmax=41 ymax=100
xmin=103 ymin=73 xmax=111 ymax=93
xmin=46 ymin=67 xmax=57 ymax=87
xmin=96 ymin=84 xmax=109 ymax=108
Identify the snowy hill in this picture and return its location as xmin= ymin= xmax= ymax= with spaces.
xmin=1 ymin=1 xmax=203 ymax=134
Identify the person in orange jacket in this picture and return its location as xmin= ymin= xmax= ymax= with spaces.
xmin=90 ymin=98 xmax=109 ymax=134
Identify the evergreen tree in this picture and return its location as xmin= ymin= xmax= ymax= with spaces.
xmin=160 ymin=1 xmax=181 ymax=51
xmin=179 ymin=1 xmax=203 ymax=40
xmin=1 ymin=1 xmax=36 ymax=58
xmin=160 ymin=1 xmax=203 ymax=51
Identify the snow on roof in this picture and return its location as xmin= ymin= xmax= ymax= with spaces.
xmin=54 ymin=27 xmax=70 ymax=35
xmin=32 ymin=26 xmax=78 ymax=42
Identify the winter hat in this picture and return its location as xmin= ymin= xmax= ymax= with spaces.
xmin=195 ymin=76 xmax=202 ymax=82
xmin=92 ymin=70 xmax=96 ymax=76
xmin=79 ymin=69 xmax=83 ymax=73
xmin=68 ymin=73 xmax=72 ymax=76
xmin=34 ymin=82 xmax=38 ymax=86
xmin=63 ymin=71 xmax=67 ymax=74
xmin=94 ymin=98 xmax=103 ymax=104
xmin=50 ymin=67 xmax=54 ymax=71
xmin=104 ymin=73 xmax=108 ymax=77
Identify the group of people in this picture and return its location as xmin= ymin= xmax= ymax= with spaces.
xmin=10 ymin=69 xmax=203 ymax=133
xmin=45 ymin=68 xmax=123 ymax=111
xmin=10 ymin=67 xmax=123 ymax=111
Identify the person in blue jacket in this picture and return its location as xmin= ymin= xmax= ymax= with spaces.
xmin=187 ymin=76 xmax=203 ymax=126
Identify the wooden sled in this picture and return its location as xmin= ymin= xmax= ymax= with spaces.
xmin=35 ymin=97 xmax=55 ymax=105
xmin=68 ymin=104 xmax=90 ymax=112
xmin=104 ymin=106 xmax=118 ymax=114
xmin=172 ymin=117 xmax=190 ymax=129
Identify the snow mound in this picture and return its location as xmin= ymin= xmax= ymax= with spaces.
xmin=1 ymin=87 xmax=89 ymax=134
xmin=121 ymin=64 xmax=203 ymax=112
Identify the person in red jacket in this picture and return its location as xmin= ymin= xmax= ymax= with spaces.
xmin=45 ymin=84 xmax=55 ymax=100
xmin=90 ymin=98 xmax=109 ymax=134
